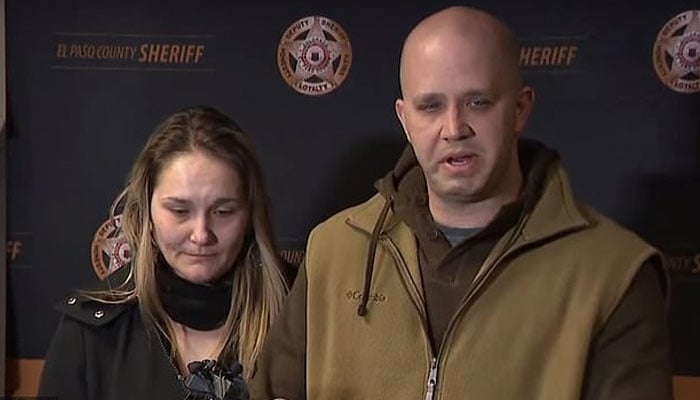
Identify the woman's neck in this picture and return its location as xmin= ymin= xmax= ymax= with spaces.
xmin=171 ymin=320 xmax=228 ymax=374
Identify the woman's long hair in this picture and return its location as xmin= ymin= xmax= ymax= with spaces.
xmin=91 ymin=106 xmax=287 ymax=379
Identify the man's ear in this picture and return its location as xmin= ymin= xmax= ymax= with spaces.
xmin=515 ymin=86 xmax=535 ymax=134
xmin=395 ymin=98 xmax=411 ymax=143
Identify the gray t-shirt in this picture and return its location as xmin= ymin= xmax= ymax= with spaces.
xmin=436 ymin=224 xmax=481 ymax=247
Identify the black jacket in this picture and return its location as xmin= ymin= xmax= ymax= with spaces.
xmin=38 ymin=292 xmax=189 ymax=400
xmin=39 ymin=260 xmax=296 ymax=400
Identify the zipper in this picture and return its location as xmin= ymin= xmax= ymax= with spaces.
xmin=155 ymin=329 xmax=191 ymax=399
xmin=455 ymin=219 xmax=528 ymax=322
xmin=359 ymin=210 xmax=532 ymax=400
xmin=430 ymin=220 xmax=529 ymax=395
xmin=380 ymin=236 xmax=440 ymax=400
xmin=425 ymin=357 xmax=438 ymax=400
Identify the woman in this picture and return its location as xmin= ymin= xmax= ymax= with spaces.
xmin=39 ymin=106 xmax=290 ymax=400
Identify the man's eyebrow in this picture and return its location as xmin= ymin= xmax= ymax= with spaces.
xmin=412 ymin=93 xmax=444 ymax=104
xmin=412 ymin=89 xmax=491 ymax=105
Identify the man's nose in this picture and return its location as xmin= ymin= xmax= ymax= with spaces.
xmin=441 ymin=105 xmax=473 ymax=141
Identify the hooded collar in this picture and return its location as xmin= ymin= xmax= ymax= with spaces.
xmin=352 ymin=138 xmax=587 ymax=241
xmin=346 ymin=139 xmax=590 ymax=316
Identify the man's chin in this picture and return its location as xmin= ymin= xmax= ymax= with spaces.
xmin=428 ymin=181 xmax=483 ymax=204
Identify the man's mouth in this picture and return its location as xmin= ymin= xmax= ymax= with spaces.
xmin=446 ymin=155 xmax=474 ymax=166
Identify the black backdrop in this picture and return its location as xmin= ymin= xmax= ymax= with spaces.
xmin=6 ymin=0 xmax=700 ymax=379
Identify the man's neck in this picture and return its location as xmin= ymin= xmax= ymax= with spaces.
xmin=428 ymin=193 xmax=518 ymax=228
xmin=428 ymin=167 xmax=524 ymax=229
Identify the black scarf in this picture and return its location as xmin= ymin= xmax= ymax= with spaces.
xmin=156 ymin=261 xmax=233 ymax=331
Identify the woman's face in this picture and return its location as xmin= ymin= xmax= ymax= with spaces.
xmin=150 ymin=150 xmax=250 ymax=284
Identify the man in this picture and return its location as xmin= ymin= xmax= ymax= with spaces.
xmin=251 ymin=6 xmax=672 ymax=400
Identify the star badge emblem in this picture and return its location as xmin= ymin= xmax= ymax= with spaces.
xmin=91 ymin=215 xmax=132 ymax=280
xmin=653 ymin=10 xmax=700 ymax=93
xmin=278 ymin=16 xmax=352 ymax=96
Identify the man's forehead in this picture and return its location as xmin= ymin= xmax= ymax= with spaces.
xmin=401 ymin=31 xmax=502 ymax=71
xmin=400 ymin=37 xmax=517 ymax=97
xmin=402 ymin=50 xmax=505 ymax=90
xmin=398 ymin=8 xmax=520 ymax=95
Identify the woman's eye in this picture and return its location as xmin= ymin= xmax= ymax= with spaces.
xmin=213 ymin=208 xmax=234 ymax=215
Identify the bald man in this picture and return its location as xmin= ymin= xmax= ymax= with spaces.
xmin=251 ymin=6 xmax=672 ymax=400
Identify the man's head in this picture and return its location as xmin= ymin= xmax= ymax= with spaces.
xmin=395 ymin=6 xmax=534 ymax=215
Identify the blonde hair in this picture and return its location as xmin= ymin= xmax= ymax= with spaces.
xmin=92 ymin=106 xmax=287 ymax=379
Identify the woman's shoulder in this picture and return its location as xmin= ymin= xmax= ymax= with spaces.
xmin=55 ymin=266 xmax=137 ymax=328
xmin=55 ymin=293 xmax=136 ymax=328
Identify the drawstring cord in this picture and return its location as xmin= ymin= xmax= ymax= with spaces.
xmin=357 ymin=196 xmax=393 ymax=316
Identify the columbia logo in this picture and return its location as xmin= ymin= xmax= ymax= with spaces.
xmin=345 ymin=290 xmax=387 ymax=303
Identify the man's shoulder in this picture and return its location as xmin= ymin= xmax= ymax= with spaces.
xmin=577 ymin=203 xmax=655 ymax=250
xmin=304 ymin=193 xmax=394 ymax=257
xmin=312 ymin=193 xmax=386 ymax=233
xmin=559 ymin=202 xmax=662 ymax=279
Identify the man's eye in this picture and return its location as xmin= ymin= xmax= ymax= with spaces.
xmin=468 ymin=98 xmax=492 ymax=108
xmin=418 ymin=102 xmax=441 ymax=112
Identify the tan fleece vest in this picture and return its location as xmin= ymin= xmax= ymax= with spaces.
xmin=304 ymin=166 xmax=657 ymax=400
